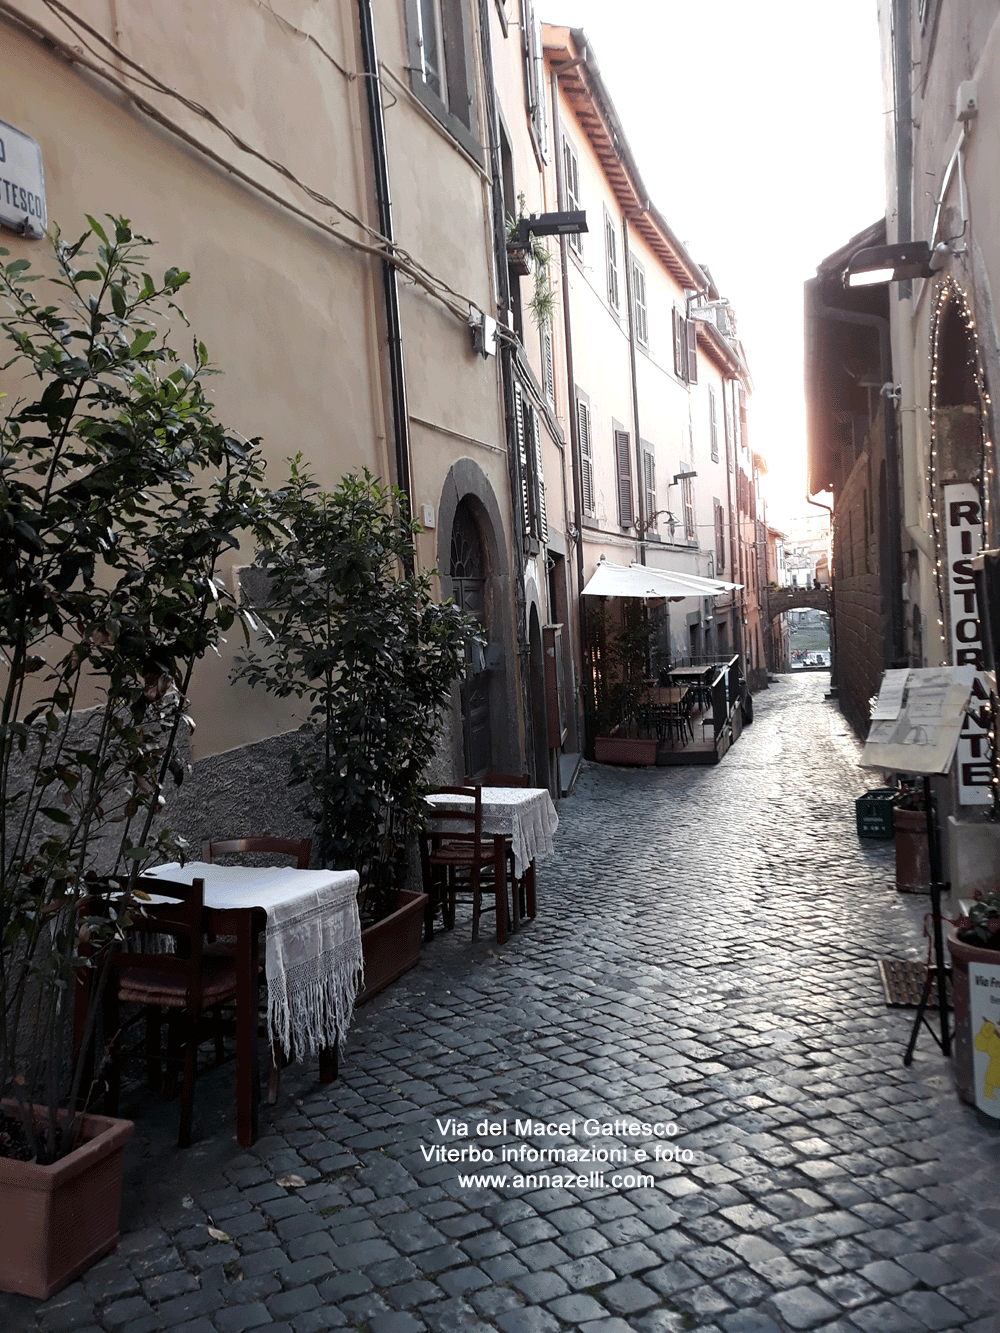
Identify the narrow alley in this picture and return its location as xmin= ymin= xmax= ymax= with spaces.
xmin=9 ymin=674 xmax=1000 ymax=1333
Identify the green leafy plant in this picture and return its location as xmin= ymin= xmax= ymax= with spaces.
xmin=0 ymin=218 xmax=272 ymax=1161
xmin=235 ymin=462 xmax=479 ymax=926
xmin=506 ymin=194 xmax=556 ymax=328
xmin=585 ymin=599 xmax=663 ymax=740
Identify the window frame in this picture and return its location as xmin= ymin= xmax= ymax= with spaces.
xmin=681 ymin=472 xmax=695 ymax=543
xmin=403 ymin=0 xmax=482 ymax=163
xmin=614 ymin=420 xmax=633 ymax=530
xmin=604 ymin=207 xmax=620 ymax=313
xmin=641 ymin=442 xmax=656 ymax=534
xmin=631 ymin=257 xmax=648 ymax=348
xmin=562 ymin=136 xmax=583 ymax=257
xmin=709 ymin=385 xmax=719 ymax=463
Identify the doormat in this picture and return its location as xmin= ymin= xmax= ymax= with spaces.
xmin=878 ymin=958 xmax=952 ymax=1007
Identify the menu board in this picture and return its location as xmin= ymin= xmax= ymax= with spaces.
xmin=860 ymin=666 xmax=975 ymax=774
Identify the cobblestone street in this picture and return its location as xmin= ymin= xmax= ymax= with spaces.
xmin=6 ymin=673 xmax=1000 ymax=1333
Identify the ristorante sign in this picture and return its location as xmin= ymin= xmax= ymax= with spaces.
xmin=944 ymin=482 xmax=991 ymax=805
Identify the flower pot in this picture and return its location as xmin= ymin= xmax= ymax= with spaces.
xmin=0 ymin=1102 xmax=133 ymax=1299
xmin=506 ymin=244 xmax=532 ymax=277
xmin=594 ymin=736 xmax=657 ymax=767
xmin=946 ymin=928 xmax=1000 ymax=1121
xmin=894 ymin=806 xmax=930 ymax=893
xmin=357 ymin=889 xmax=428 ymax=1004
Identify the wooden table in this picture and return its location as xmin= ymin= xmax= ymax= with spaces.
xmin=144 ymin=863 xmax=361 ymax=1146
xmin=424 ymin=786 xmax=559 ymax=932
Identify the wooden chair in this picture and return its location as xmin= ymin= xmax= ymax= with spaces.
xmin=200 ymin=835 xmax=333 ymax=1102
xmin=420 ymin=785 xmax=509 ymax=944
xmin=99 ymin=876 xmax=238 ymax=1148
xmin=201 ymin=836 xmax=312 ymax=868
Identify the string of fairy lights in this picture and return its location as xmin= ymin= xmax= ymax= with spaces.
xmin=926 ymin=274 xmax=1000 ymax=816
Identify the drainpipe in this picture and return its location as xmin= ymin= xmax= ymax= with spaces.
xmin=809 ymin=286 xmax=905 ymax=663
xmin=357 ymin=0 xmax=412 ymax=535
xmin=551 ymin=63 xmax=589 ymax=754
xmin=622 ymin=217 xmax=646 ymax=563
xmin=478 ymin=0 xmax=534 ymax=778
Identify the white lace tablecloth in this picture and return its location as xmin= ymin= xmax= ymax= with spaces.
xmin=425 ymin=787 xmax=559 ymax=878
xmin=146 ymin=863 xmax=362 ymax=1055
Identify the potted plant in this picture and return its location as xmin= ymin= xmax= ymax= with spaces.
xmin=948 ymin=887 xmax=1000 ymax=1118
xmin=587 ymin=599 xmax=660 ymax=766
xmin=506 ymin=196 xmax=556 ymax=327
xmin=235 ymin=463 xmax=478 ymax=1000
xmin=0 ymin=219 xmax=271 ymax=1296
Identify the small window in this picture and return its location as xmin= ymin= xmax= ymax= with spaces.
xmin=519 ymin=1 xmax=548 ymax=162
xmin=604 ymin=210 xmax=619 ymax=311
xmin=709 ymin=386 xmax=719 ymax=463
xmin=514 ymin=380 xmax=547 ymax=545
xmin=614 ymin=424 xmax=633 ymax=529
xmin=631 ymin=258 xmax=648 ymax=347
xmin=576 ymin=390 xmax=594 ymax=515
xmin=404 ymin=0 xmax=480 ymax=160
xmin=563 ymin=137 xmax=582 ymax=256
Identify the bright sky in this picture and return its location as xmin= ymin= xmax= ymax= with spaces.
xmin=551 ymin=1 xmax=886 ymax=528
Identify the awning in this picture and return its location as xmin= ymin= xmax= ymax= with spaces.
xmin=580 ymin=560 xmax=742 ymax=600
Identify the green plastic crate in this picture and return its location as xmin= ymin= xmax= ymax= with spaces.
xmin=856 ymin=789 xmax=896 ymax=840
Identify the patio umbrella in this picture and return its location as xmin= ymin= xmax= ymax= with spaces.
xmin=580 ymin=559 xmax=741 ymax=600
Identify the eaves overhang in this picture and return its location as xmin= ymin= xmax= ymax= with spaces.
xmin=543 ymin=25 xmax=707 ymax=292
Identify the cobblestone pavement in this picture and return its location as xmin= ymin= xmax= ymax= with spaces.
xmin=6 ymin=674 xmax=1000 ymax=1333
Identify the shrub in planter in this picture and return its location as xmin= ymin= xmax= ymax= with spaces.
xmin=0 ymin=216 xmax=272 ymax=1209
xmin=235 ymin=462 xmax=479 ymax=929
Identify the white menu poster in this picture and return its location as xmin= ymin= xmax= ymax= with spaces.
xmin=969 ymin=958 xmax=1000 ymax=1118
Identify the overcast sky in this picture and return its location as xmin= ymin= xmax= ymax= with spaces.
xmin=548 ymin=1 xmax=886 ymax=528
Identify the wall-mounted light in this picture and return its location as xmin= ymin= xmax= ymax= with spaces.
xmin=845 ymin=240 xmax=950 ymax=287
xmin=516 ymin=211 xmax=588 ymax=244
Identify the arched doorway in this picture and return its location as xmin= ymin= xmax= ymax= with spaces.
xmin=450 ymin=501 xmax=492 ymax=779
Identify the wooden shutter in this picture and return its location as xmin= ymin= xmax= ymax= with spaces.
xmin=686 ymin=318 xmax=698 ymax=384
xmin=738 ymin=383 xmax=748 ymax=445
xmin=514 ymin=381 xmax=532 ymax=536
xmin=541 ymin=322 xmax=555 ymax=405
xmin=643 ymin=448 xmax=656 ymax=530
xmin=577 ymin=397 xmax=594 ymax=514
xmin=673 ymin=308 xmax=685 ymax=379
xmin=632 ymin=262 xmax=647 ymax=345
xmin=531 ymin=411 xmax=548 ymax=541
xmin=605 ymin=213 xmax=619 ymax=310
xmin=709 ymin=387 xmax=718 ymax=462
xmin=615 ymin=428 xmax=633 ymax=528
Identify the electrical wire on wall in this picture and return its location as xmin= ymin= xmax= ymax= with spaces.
xmin=0 ymin=0 xmax=490 ymax=333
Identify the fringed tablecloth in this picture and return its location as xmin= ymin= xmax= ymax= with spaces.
xmin=425 ymin=787 xmax=559 ymax=878
xmin=147 ymin=863 xmax=363 ymax=1054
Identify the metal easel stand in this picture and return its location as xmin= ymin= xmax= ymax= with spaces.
xmin=903 ymin=775 xmax=952 ymax=1065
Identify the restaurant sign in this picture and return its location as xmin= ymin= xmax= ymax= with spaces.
xmin=0 ymin=119 xmax=46 ymax=239
xmin=944 ymin=482 xmax=991 ymax=804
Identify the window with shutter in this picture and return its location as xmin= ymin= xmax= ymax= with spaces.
xmin=686 ymin=318 xmax=698 ymax=384
xmin=404 ymin=0 xmax=479 ymax=159
xmin=540 ymin=321 xmax=555 ymax=406
xmin=604 ymin=210 xmax=619 ymax=311
xmin=563 ymin=138 xmax=582 ymax=256
xmin=576 ymin=393 xmax=594 ymax=515
xmin=709 ymin=386 xmax=718 ymax=462
xmin=631 ymin=259 xmax=648 ymax=347
xmin=520 ymin=1 xmax=548 ymax=162
xmin=672 ymin=307 xmax=685 ymax=380
xmin=513 ymin=381 xmax=532 ymax=538
xmin=682 ymin=473 xmax=695 ymax=542
xmin=642 ymin=445 xmax=656 ymax=532
xmin=531 ymin=411 xmax=548 ymax=541
xmin=738 ymin=383 xmax=748 ymax=447
xmin=615 ymin=426 xmax=633 ymax=529
xmin=714 ymin=499 xmax=725 ymax=570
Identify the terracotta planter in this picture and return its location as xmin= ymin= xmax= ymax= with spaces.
xmin=946 ymin=928 xmax=1000 ymax=1119
xmin=0 ymin=1102 xmax=133 ymax=1299
xmin=357 ymin=889 xmax=428 ymax=1004
xmin=594 ymin=736 xmax=657 ymax=767
xmin=894 ymin=806 xmax=930 ymax=893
